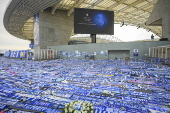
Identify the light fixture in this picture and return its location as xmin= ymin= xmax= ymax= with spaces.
xmin=148 ymin=29 xmax=151 ymax=32
xmin=120 ymin=22 xmax=124 ymax=27
xmin=137 ymin=26 xmax=140 ymax=29
xmin=155 ymin=33 xmax=158 ymax=36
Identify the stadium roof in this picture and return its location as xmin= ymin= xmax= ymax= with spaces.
xmin=4 ymin=0 xmax=160 ymax=41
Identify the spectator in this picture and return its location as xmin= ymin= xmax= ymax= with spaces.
xmin=151 ymin=34 xmax=154 ymax=41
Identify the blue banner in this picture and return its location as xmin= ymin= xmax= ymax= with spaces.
xmin=19 ymin=50 xmax=27 ymax=58
xmin=4 ymin=50 xmax=28 ymax=58
xmin=29 ymin=44 xmax=34 ymax=48
xmin=4 ymin=51 xmax=11 ymax=57
xmin=34 ymin=13 xmax=39 ymax=46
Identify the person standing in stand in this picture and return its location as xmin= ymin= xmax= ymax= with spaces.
xmin=151 ymin=34 xmax=154 ymax=41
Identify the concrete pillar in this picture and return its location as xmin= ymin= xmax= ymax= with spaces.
xmin=165 ymin=47 xmax=168 ymax=59
xmin=90 ymin=34 xmax=96 ymax=43
xmin=38 ymin=9 xmax=73 ymax=49
xmin=162 ymin=17 xmax=170 ymax=39
xmin=146 ymin=0 xmax=170 ymax=40
xmin=30 ymin=39 xmax=34 ymax=44
xmin=153 ymin=48 xmax=155 ymax=57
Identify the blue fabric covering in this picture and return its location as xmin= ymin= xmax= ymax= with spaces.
xmin=0 ymin=58 xmax=170 ymax=113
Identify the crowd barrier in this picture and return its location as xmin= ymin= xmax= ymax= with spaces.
xmin=149 ymin=45 xmax=170 ymax=65
xmin=34 ymin=49 xmax=57 ymax=60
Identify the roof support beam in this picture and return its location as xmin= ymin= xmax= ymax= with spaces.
xmin=51 ymin=4 xmax=60 ymax=14
xmin=51 ymin=0 xmax=62 ymax=14
xmin=93 ymin=0 xmax=104 ymax=6
xmin=67 ymin=0 xmax=84 ymax=16
xmin=114 ymin=0 xmax=156 ymax=17
xmin=117 ymin=0 xmax=145 ymax=12
xmin=88 ymin=0 xmax=103 ymax=9
xmin=115 ymin=11 xmax=148 ymax=21
xmin=135 ymin=0 xmax=156 ymax=11
xmin=51 ymin=4 xmax=59 ymax=14
xmin=108 ymin=0 xmax=126 ymax=10
xmin=115 ymin=1 xmax=156 ymax=21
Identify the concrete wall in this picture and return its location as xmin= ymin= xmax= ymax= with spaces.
xmin=146 ymin=0 xmax=170 ymax=39
xmin=38 ymin=9 xmax=73 ymax=49
xmin=108 ymin=50 xmax=130 ymax=60
xmin=48 ymin=41 xmax=170 ymax=60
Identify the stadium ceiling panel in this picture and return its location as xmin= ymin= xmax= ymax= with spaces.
xmin=4 ymin=0 xmax=160 ymax=41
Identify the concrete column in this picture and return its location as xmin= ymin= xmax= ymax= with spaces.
xmin=154 ymin=48 xmax=156 ymax=57
xmin=38 ymin=50 xmax=40 ymax=60
xmin=30 ymin=39 xmax=34 ymax=44
xmin=90 ymin=34 xmax=96 ymax=43
xmin=153 ymin=48 xmax=155 ymax=57
xmin=158 ymin=48 xmax=160 ymax=58
xmin=38 ymin=9 xmax=73 ymax=49
xmin=156 ymin=48 xmax=158 ymax=58
xmin=165 ymin=47 xmax=168 ymax=59
xmin=161 ymin=48 xmax=163 ymax=58
xmin=146 ymin=0 xmax=170 ymax=40
xmin=47 ymin=50 xmax=49 ymax=59
xmin=162 ymin=17 xmax=170 ymax=39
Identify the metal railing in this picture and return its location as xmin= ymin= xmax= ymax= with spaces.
xmin=34 ymin=49 xmax=57 ymax=60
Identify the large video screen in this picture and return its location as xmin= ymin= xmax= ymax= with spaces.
xmin=74 ymin=8 xmax=114 ymax=35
